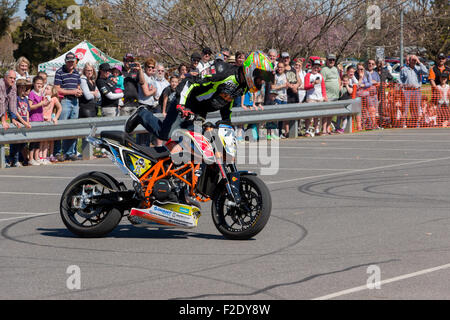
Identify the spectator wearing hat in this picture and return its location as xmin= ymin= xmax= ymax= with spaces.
xmin=7 ymin=78 xmax=32 ymax=167
xmin=227 ymin=54 xmax=236 ymax=64
xmin=213 ymin=52 xmax=228 ymax=74
xmin=321 ymin=53 xmax=341 ymax=134
xmin=0 ymin=70 xmax=17 ymax=130
xmin=96 ymin=63 xmax=124 ymax=117
xmin=111 ymin=64 xmax=125 ymax=103
xmin=54 ymin=52 xmax=82 ymax=161
xmin=198 ymin=47 xmax=213 ymax=77
xmin=429 ymin=53 xmax=450 ymax=88
xmin=429 ymin=53 xmax=450 ymax=108
xmin=281 ymin=52 xmax=300 ymax=104
xmin=279 ymin=52 xmax=300 ymax=137
xmin=187 ymin=52 xmax=201 ymax=78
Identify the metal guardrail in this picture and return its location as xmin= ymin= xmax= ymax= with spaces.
xmin=0 ymin=98 xmax=361 ymax=168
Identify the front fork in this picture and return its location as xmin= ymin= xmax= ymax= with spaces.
xmin=217 ymin=163 xmax=241 ymax=206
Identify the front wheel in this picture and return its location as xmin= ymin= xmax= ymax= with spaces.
xmin=212 ymin=175 xmax=271 ymax=240
xmin=60 ymin=172 xmax=123 ymax=238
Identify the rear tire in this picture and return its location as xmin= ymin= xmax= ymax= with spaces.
xmin=212 ymin=175 xmax=271 ymax=240
xmin=60 ymin=172 xmax=123 ymax=238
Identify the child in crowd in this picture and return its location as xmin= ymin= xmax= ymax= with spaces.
xmin=8 ymin=79 xmax=32 ymax=167
xmin=423 ymin=97 xmax=438 ymax=127
xmin=41 ymin=84 xmax=62 ymax=162
xmin=336 ymin=75 xmax=354 ymax=133
xmin=37 ymin=72 xmax=48 ymax=89
xmin=436 ymin=73 xmax=450 ymax=127
xmin=160 ymin=75 xmax=179 ymax=118
xmin=111 ymin=65 xmax=125 ymax=107
xmin=28 ymin=76 xmax=50 ymax=165
xmin=390 ymin=88 xmax=405 ymax=128
xmin=242 ymin=90 xmax=262 ymax=141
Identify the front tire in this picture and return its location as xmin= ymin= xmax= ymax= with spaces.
xmin=212 ymin=175 xmax=271 ymax=240
xmin=60 ymin=172 xmax=123 ymax=238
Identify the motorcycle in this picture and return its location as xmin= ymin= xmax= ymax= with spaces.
xmin=59 ymin=114 xmax=272 ymax=240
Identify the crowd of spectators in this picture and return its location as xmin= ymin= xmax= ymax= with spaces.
xmin=1 ymin=48 xmax=449 ymax=167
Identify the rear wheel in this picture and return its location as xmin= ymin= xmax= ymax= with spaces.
xmin=60 ymin=172 xmax=123 ymax=238
xmin=212 ymin=175 xmax=271 ymax=240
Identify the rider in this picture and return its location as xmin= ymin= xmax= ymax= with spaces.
xmin=124 ymin=51 xmax=274 ymax=146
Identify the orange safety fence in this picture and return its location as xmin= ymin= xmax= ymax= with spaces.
xmin=352 ymin=83 xmax=449 ymax=131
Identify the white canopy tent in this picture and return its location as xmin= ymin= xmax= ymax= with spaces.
xmin=38 ymin=40 xmax=122 ymax=81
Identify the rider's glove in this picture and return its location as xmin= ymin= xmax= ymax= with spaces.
xmin=176 ymin=104 xmax=196 ymax=120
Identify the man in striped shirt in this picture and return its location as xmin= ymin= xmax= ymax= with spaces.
xmin=54 ymin=52 xmax=82 ymax=161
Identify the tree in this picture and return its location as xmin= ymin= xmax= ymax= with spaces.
xmin=403 ymin=0 xmax=449 ymax=60
xmin=13 ymin=0 xmax=123 ymax=67
xmin=13 ymin=0 xmax=77 ymax=66
xmin=0 ymin=0 xmax=20 ymax=37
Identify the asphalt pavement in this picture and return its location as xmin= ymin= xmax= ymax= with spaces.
xmin=0 ymin=128 xmax=449 ymax=300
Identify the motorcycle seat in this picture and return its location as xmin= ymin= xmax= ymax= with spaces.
xmin=100 ymin=131 xmax=171 ymax=160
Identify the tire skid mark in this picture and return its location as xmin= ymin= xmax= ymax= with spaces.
xmin=1 ymin=213 xmax=307 ymax=300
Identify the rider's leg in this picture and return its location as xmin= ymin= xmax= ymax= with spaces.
xmin=125 ymin=106 xmax=163 ymax=137
xmin=159 ymin=100 xmax=185 ymax=141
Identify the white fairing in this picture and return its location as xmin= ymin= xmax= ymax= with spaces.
xmin=218 ymin=124 xmax=237 ymax=157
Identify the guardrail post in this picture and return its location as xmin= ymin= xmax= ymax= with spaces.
xmin=345 ymin=116 xmax=353 ymax=133
xmin=288 ymin=120 xmax=298 ymax=138
xmin=81 ymin=138 xmax=93 ymax=160
xmin=0 ymin=145 xmax=6 ymax=169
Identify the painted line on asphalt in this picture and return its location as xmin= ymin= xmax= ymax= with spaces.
xmin=242 ymin=146 xmax=450 ymax=152
xmin=312 ymin=263 xmax=450 ymax=300
xmin=278 ymin=156 xmax=433 ymax=161
xmin=0 ymin=175 xmax=73 ymax=179
xmin=0 ymin=212 xmax=57 ymax=223
xmin=281 ymin=139 xmax=450 ymax=143
xmin=50 ymin=163 xmax=115 ymax=167
xmin=266 ymin=156 xmax=450 ymax=185
xmin=0 ymin=211 xmax=58 ymax=215
xmin=0 ymin=175 xmax=128 ymax=180
xmin=0 ymin=191 xmax=60 ymax=196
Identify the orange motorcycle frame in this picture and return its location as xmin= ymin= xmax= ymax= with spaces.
xmin=137 ymin=157 xmax=210 ymax=208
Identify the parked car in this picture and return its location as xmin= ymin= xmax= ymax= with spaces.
xmin=391 ymin=63 xmax=401 ymax=82
xmin=385 ymin=58 xmax=400 ymax=65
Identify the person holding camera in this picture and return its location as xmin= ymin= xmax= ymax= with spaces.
xmin=121 ymin=53 xmax=145 ymax=116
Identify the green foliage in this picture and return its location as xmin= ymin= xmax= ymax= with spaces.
xmin=13 ymin=0 xmax=77 ymax=65
xmin=0 ymin=0 xmax=20 ymax=37
xmin=64 ymin=6 xmax=124 ymax=60
xmin=12 ymin=0 xmax=122 ymax=67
